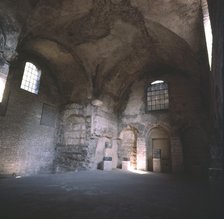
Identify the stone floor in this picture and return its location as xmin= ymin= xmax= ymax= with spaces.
xmin=0 ymin=170 xmax=212 ymax=219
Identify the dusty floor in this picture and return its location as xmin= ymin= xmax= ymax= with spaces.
xmin=0 ymin=170 xmax=211 ymax=219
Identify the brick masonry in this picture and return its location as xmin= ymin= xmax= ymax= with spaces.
xmin=119 ymin=74 xmax=208 ymax=175
xmin=0 ymin=61 xmax=61 ymax=175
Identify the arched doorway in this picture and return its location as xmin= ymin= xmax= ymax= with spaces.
xmin=148 ymin=127 xmax=171 ymax=173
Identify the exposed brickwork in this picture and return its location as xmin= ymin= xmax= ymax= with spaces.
xmin=0 ymin=0 xmax=214 ymax=178
xmin=120 ymin=74 xmax=209 ymax=175
xmin=0 ymin=61 xmax=61 ymax=175
xmin=55 ymin=103 xmax=90 ymax=172
xmin=55 ymin=98 xmax=118 ymax=172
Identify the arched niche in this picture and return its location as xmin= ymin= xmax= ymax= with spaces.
xmin=148 ymin=127 xmax=171 ymax=173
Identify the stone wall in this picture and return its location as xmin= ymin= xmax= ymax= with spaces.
xmin=90 ymin=97 xmax=118 ymax=169
xmin=55 ymin=103 xmax=90 ymax=172
xmin=0 ymin=59 xmax=62 ymax=175
xmin=120 ymin=79 xmax=173 ymax=171
xmin=0 ymin=59 xmax=209 ymax=176
xmin=55 ymin=97 xmax=119 ymax=171
xmin=1 ymin=63 xmax=119 ymax=175
xmin=168 ymin=74 xmax=209 ymax=175
xmin=119 ymin=128 xmax=137 ymax=169
xmin=120 ymin=73 xmax=209 ymax=175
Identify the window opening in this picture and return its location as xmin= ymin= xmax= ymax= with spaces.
xmin=151 ymin=80 xmax=164 ymax=85
xmin=21 ymin=62 xmax=41 ymax=94
xmin=0 ymin=77 xmax=6 ymax=102
xmin=0 ymin=64 xmax=9 ymax=103
xmin=146 ymin=80 xmax=169 ymax=111
xmin=201 ymin=0 xmax=213 ymax=69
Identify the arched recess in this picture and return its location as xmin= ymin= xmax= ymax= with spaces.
xmin=119 ymin=127 xmax=138 ymax=169
xmin=148 ymin=126 xmax=171 ymax=173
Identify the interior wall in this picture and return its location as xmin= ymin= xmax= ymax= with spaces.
xmin=207 ymin=0 xmax=224 ymax=178
xmin=120 ymin=72 xmax=209 ymax=175
xmin=55 ymin=96 xmax=119 ymax=172
xmin=91 ymin=96 xmax=119 ymax=169
xmin=55 ymin=103 xmax=90 ymax=172
xmin=207 ymin=0 xmax=224 ymax=216
xmin=0 ymin=0 xmax=214 ymax=177
xmin=119 ymin=128 xmax=137 ymax=169
xmin=0 ymin=59 xmax=62 ymax=175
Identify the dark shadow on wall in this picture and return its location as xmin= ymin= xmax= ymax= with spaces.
xmin=181 ymin=126 xmax=209 ymax=178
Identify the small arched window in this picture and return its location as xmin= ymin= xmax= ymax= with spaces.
xmin=146 ymin=80 xmax=169 ymax=112
xmin=21 ymin=62 xmax=41 ymax=94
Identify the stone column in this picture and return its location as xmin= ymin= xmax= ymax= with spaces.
xmin=137 ymin=137 xmax=147 ymax=170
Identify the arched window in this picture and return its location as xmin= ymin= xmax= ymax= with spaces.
xmin=146 ymin=80 xmax=169 ymax=111
xmin=21 ymin=62 xmax=41 ymax=94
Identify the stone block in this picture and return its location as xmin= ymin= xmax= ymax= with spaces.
xmin=153 ymin=158 xmax=161 ymax=172
xmin=103 ymin=160 xmax=112 ymax=171
xmin=122 ymin=161 xmax=130 ymax=170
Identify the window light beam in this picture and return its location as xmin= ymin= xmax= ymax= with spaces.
xmin=151 ymin=80 xmax=164 ymax=85
xmin=0 ymin=77 xmax=6 ymax=102
xmin=201 ymin=0 xmax=213 ymax=69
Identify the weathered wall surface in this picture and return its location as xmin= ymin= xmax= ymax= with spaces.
xmin=55 ymin=103 xmax=91 ymax=172
xmin=120 ymin=79 xmax=175 ymax=171
xmin=55 ymin=97 xmax=118 ymax=172
xmin=0 ymin=0 xmax=211 ymax=177
xmin=120 ymin=72 xmax=209 ymax=175
xmin=0 ymin=60 xmax=61 ymax=175
xmin=119 ymin=128 xmax=137 ymax=169
xmin=91 ymin=98 xmax=118 ymax=169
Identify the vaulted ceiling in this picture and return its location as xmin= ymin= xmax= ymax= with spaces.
xmin=0 ymin=0 xmax=207 ymax=105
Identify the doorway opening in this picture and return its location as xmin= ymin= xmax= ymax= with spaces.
xmin=148 ymin=127 xmax=171 ymax=173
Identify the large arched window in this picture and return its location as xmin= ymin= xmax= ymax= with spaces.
xmin=146 ymin=80 xmax=169 ymax=112
xmin=20 ymin=62 xmax=41 ymax=94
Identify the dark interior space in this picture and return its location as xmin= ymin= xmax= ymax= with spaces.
xmin=0 ymin=0 xmax=223 ymax=218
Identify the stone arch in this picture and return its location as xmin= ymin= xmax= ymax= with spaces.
xmin=146 ymin=125 xmax=171 ymax=172
xmin=144 ymin=122 xmax=171 ymax=138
